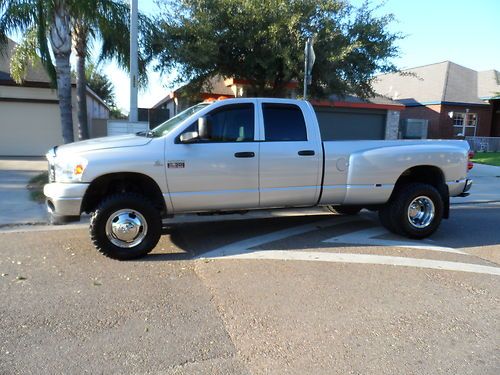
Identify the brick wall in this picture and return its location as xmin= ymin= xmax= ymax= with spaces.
xmin=399 ymin=104 xmax=493 ymax=138
xmin=384 ymin=110 xmax=400 ymax=139
xmin=399 ymin=105 xmax=441 ymax=138
xmin=489 ymin=100 xmax=500 ymax=137
xmin=440 ymin=105 xmax=492 ymax=138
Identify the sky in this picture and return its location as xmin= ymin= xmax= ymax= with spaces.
xmin=9 ymin=0 xmax=500 ymax=112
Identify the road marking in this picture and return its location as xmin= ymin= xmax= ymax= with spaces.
xmin=197 ymin=214 xmax=499 ymax=276
xmin=215 ymin=251 xmax=500 ymax=276
xmin=324 ymin=227 xmax=466 ymax=255
xmin=197 ymin=216 xmax=358 ymax=259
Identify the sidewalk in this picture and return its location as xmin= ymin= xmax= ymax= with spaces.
xmin=0 ymin=157 xmax=48 ymax=226
xmin=451 ymin=163 xmax=500 ymax=204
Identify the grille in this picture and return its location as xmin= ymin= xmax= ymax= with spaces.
xmin=48 ymin=162 xmax=56 ymax=182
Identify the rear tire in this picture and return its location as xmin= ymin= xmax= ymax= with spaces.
xmin=378 ymin=183 xmax=443 ymax=239
xmin=327 ymin=206 xmax=362 ymax=215
xmin=90 ymin=193 xmax=162 ymax=260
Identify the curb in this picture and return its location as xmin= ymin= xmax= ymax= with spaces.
xmin=450 ymin=200 xmax=500 ymax=206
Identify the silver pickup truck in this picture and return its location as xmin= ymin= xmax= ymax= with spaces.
xmin=44 ymin=98 xmax=472 ymax=260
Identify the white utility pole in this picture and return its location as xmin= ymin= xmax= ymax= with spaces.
xmin=129 ymin=0 xmax=138 ymax=122
xmin=303 ymin=37 xmax=315 ymax=100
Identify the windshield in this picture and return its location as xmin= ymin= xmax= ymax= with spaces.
xmin=150 ymin=102 xmax=210 ymax=137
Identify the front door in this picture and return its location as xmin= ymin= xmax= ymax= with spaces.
xmin=165 ymin=102 xmax=259 ymax=212
xmin=258 ymin=101 xmax=323 ymax=207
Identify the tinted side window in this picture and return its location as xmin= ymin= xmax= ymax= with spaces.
xmin=208 ymin=104 xmax=255 ymax=142
xmin=263 ymin=104 xmax=307 ymax=141
xmin=180 ymin=104 xmax=254 ymax=142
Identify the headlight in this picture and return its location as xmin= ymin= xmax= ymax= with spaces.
xmin=53 ymin=156 xmax=88 ymax=182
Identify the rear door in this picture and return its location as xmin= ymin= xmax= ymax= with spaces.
xmin=258 ymin=101 xmax=323 ymax=207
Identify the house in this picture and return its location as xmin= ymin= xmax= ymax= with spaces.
xmin=373 ymin=61 xmax=500 ymax=139
xmin=151 ymin=76 xmax=404 ymax=140
xmin=150 ymin=76 xmax=237 ymax=123
xmin=0 ymin=38 xmax=110 ymax=156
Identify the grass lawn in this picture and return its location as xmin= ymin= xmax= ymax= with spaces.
xmin=472 ymin=152 xmax=500 ymax=167
xmin=27 ymin=171 xmax=48 ymax=203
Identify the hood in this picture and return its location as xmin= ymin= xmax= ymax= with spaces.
xmin=55 ymin=134 xmax=153 ymax=156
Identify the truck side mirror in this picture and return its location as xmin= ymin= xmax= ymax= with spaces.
xmin=179 ymin=131 xmax=199 ymax=143
xmin=197 ymin=116 xmax=210 ymax=139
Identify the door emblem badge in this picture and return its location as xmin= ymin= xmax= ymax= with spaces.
xmin=167 ymin=160 xmax=185 ymax=169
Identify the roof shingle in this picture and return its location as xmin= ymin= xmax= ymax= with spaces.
xmin=373 ymin=61 xmax=500 ymax=106
xmin=0 ymin=38 xmax=51 ymax=83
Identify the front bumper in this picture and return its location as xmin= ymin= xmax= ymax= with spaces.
xmin=43 ymin=183 xmax=89 ymax=221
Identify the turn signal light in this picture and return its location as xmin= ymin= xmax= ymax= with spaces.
xmin=74 ymin=164 xmax=85 ymax=175
xmin=467 ymin=151 xmax=474 ymax=171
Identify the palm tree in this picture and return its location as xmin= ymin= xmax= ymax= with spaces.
xmin=1 ymin=0 xmax=74 ymax=143
xmin=1 ymin=0 xmax=155 ymax=142
xmin=71 ymin=0 xmax=130 ymax=140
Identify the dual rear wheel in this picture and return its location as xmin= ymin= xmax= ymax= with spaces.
xmin=378 ymin=183 xmax=443 ymax=239
xmin=329 ymin=183 xmax=444 ymax=239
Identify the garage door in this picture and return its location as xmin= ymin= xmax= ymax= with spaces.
xmin=314 ymin=107 xmax=386 ymax=140
xmin=0 ymin=101 xmax=63 ymax=156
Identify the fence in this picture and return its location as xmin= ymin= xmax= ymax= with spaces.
xmin=465 ymin=137 xmax=500 ymax=152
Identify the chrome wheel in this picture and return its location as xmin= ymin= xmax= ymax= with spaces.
xmin=407 ymin=196 xmax=435 ymax=229
xmin=105 ymin=209 xmax=148 ymax=248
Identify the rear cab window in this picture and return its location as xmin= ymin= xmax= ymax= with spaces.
xmin=262 ymin=104 xmax=308 ymax=141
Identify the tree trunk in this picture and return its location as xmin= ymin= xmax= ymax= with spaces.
xmin=49 ymin=1 xmax=74 ymax=144
xmin=74 ymin=24 xmax=89 ymax=140
xmin=54 ymin=53 xmax=74 ymax=144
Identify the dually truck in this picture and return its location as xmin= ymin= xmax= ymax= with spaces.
xmin=44 ymin=98 xmax=473 ymax=260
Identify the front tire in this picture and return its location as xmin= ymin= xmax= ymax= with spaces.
xmin=90 ymin=193 xmax=162 ymax=260
xmin=378 ymin=183 xmax=443 ymax=239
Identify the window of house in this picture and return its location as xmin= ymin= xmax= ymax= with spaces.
xmin=452 ymin=112 xmax=477 ymax=137
xmin=262 ymin=104 xmax=308 ymax=141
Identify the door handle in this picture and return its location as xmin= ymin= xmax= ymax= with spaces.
xmin=298 ymin=150 xmax=315 ymax=156
xmin=234 ymin=152 xmax=255 ymax=158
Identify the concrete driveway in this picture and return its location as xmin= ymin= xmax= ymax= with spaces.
xmin=451 ymin=163 xmax=500 ymax=204
xmin=0 ymin=158 xmax=47 ymax=226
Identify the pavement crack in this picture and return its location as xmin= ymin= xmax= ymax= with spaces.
xmin=193 ymin=260 xmax=252 ymax=374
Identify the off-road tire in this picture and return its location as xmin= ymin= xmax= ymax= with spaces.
xmin=90 ymin=193 xmax=162 ymax=260
xmin=378 ymin=183 xmax=443 ymax=239
xmin=327 ymin=206 xmax=362 ymax=215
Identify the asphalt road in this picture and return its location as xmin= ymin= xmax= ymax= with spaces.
xmin=0 ymin=204 xmax=499 ymax=374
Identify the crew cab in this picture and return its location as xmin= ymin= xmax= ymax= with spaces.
xmin=44 ymin=98 xmax=473 ymax=260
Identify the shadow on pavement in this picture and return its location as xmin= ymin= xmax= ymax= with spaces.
xmin=137 ymin=205 xmax=500 ymax=261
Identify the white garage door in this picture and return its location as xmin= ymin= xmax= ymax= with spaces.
xmin=0 ymin=101 xmax=63 ymax=156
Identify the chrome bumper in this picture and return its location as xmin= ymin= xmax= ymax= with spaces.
xmin=447 ymin=179 xmax=473 ymax=197
xmin=43 ymin=183 xmax=89 ymax=218
xmin=458 ymin=179 xmax=473 ymax=197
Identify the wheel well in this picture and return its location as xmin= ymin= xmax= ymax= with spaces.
xmin=395 ymin=165 xmax=445 ymax=189
xmin=81 ymin=173 xmax=167 ymax=216
xmin=393 ymin=165 xmax=449 ymax=218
